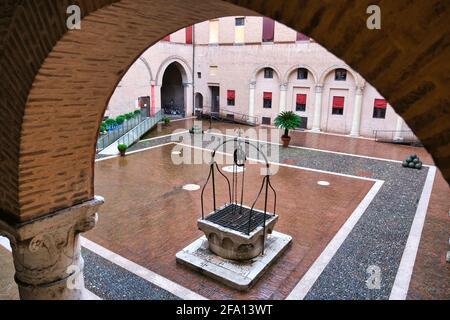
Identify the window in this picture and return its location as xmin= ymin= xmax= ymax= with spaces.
xmin=262 ymin=17 xmax=275 ymax=42
xmin=209 ymin=66 xmax=218 ymax=76
xmin=197 ymin=72 xmax=201 ymax=79
xmin=235 ymin=17 xmax=245 ymax=44
xmin=263 ymin=92 xmax=272 ymax=108
xmin=185 ymin=26 xmax=193 ymax=44
xmin=296 ymin=94 xmax=307 ymax=111
xmin=262 ymin=117 xmax=271 ymax=125
xmin=235 ymin=17 xmax=245 ymax=26
xmin=335 ymin=69 xmax=347 ymax=81
xmin=264 ymin=68 xmax=273 ymax=79
xmin=227 ymin=90 xmax=235 ymax=106
xmin=297 ymin=68 xmax=308 ymax=80
xmin=332 ymin=96 xmax=345 ymax=115
xmin=209 ymin=19 xmax=219 ymax=44
xmin=373 ymin=99 xmax=387 ymax=119
xmin=296 ymin=32 xmax=310 ymax=41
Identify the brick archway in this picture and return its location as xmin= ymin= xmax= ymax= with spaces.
xmin=0 ymin=0 xmax=449 ymax=225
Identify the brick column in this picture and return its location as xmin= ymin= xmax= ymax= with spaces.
xmin=0 ymin=197 xmax=103 ymax=300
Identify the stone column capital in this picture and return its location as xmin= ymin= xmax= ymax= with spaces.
xmin=249 ymin=81 xmax=256 ymax=89
xmin=315 ymin=84 xmax=324 ymax=93
xmin=0 ymin=196 xmax=104 ymax=300
xmin=355 ymin=86 xmax=364 ymax=95
xmin=280 ymin=83 xmax=288 ymax=90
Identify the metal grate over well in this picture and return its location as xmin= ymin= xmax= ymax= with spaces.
xmin=206 ymin=203 xmax=272 ymax=234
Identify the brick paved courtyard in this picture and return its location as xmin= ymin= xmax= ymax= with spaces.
xmin=1 ymin=120 xmax=448 ymax=300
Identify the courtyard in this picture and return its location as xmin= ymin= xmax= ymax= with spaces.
xmin=2 ymin=119 xmax=447 ymax=300
xmin=0 ymin=1 xmax=448 ymax=305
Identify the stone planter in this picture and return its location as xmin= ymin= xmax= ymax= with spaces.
xmin=197 ymin=204 xmax=279 ymax=261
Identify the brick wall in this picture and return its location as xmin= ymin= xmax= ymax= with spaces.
xmin=0 ymin=0 xmax=448 ymax=222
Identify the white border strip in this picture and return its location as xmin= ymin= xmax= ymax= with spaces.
xmin=139 ymin=130 xmax=189 ymax=142
xmin=96 ymin=139 xmax=380 ymax=183
xmin=95 ymin=142 xmax=175 ymax=162
xmin=101 ymin=126 xmax=431 ymax=166
xmin=389 ymin=165 xmax=437 ymax=300
xmin=286 ymin=180 xmax=385 ymax=300
xmin=169 ymin=116 xmax=196 ymax=122
xmin=177 ymin=142 xmax=380 ymax=183
xmin=204 ymin=131 xmax=429 ymax=166
xmin=80 ymin=237 xmax=207 ymax=300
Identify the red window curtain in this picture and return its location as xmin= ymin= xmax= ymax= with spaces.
xmin=162 ymin=35 xmax=170 ymax=41
xmin=263 ymin=92 xmax=272 ymax=100
xmin=262 ymin=17 xmax=275 ymax=42
xmin=227 ymin=90 xmax=235 ymax=99
xmin=185 ymin=26 xmax=193 ymax=44
xmin=296 ymin=94 xmax=307 ymax=104
xmin=333 ymin=96 xmax=345 ymax=108
xmin=296 ymin=32 xmax=309 ymax=41
xmin=374 ymin=99 xmax=387 ymax=109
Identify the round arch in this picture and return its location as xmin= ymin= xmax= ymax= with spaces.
xmin=138 ymin=57 xmax=154 ymax=82
xmin=319 ymin=65 xmax=363 ymax=87
xmin=250 ymin=64 xmax=282 ymax=83
xmin=283 ymin=64 xmax=318 ymax=84
xmin=155 ymin=56 xmax=193 ymax=87
xmin=0 ymin=0 xmax=448 ymax=223
xmin=195 ymin=92 xmax=204 ymax=109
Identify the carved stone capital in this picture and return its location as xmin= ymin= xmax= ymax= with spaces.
xmin=355 ymin=86 xmax=364 ymax=95
xmin=0 ymin=196 xmax=103 ymax=300
xmin=315 ymin=84 xmax=324 ymax=93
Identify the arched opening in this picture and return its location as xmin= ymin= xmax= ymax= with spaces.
xmin=161 ymin=62 xmax=186 ymax=118
xmin=195 ymin=92 xmax=204 ymax=109
xmin=252 ymin=66 xmax=281 ymax=126
xmin=321 ymin=67 xmax=357 ymax=134
xmin=284 ymin=66 xmax=318 ymax=129
xmin=0 ymin=0 xmax=448 ymax=301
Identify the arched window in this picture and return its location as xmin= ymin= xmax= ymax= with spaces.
xmin=264 ymin=67 xmax=274 ymax=79
xmin=297 ymin=68 xmax=308 ymax=80
xmin=335 ymin=69 xmax=347 ymax=81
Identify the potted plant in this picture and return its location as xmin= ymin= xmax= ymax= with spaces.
xmin=116 ymin=115 xmax=126 ymax=125
xmin=117 ymin=143 xmax=127 ymax=156
xmin=274 ymin=111 xmax=302 ymax=147
xmin=163 ymin=116 xmax=171 ymax=126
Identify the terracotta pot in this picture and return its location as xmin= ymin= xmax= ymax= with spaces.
xmin=119 ymin=150 xmax=126 ymax=157
xmin=281 ymin=135 xmax=291 ymax=147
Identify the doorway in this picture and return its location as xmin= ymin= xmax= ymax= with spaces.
xmin=161 ymin=62 xmax=186 ymax=118
xmin=209 ymin=86 xmax=220 ymax=113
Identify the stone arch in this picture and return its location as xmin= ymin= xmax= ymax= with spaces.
xmin=155 ymin=56 xmax=193 ymax=87
xmin=138 ymin=57 xmax=154 ymax=82
xmin=0 ymin=0 xmax=448 ymax=224
xmin=250 ymin=64 xmax=282 ymax=83
xmin=283 ymin=64 xmax=318 ymax=84
xmin=319 ymin=65 xmax=363 ymax=87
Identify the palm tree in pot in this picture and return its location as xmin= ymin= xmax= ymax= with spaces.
xmin=274 ymin=111 xmax=302 ymax=147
